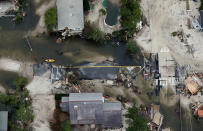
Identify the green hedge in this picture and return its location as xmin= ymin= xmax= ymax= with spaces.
xmin=45 ymin=7 xmax=57 ymax=31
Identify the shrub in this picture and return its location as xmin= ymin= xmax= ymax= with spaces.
xmin=45 ymin=7 xmax=57 ymax=31
xmin=14 ymin=0 xmax=27 ymax=24
xmin=171 ymin=31 xmax=177 ymax=37
xmin=99 ymin=8 xmax=106 ymax=15
xmin=200 ymin=0 xmax=203 ymax=11
xmin=61 ymin=120 xmax=71 ymax=131
xmin=87 ymin=29 xmax=105 ymax=43
xmin=84 ymin=0 xmax=90 ymax=12
xmin=84 ymin=22 xmax=106 ymax=44
xmin=15 ymin=11 xmax=23 ymax=24
xmin=126 ymin=41 xmax=139 ymax=54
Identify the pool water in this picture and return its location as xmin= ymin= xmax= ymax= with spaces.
xmin=103 ymin=0 xmax=119 ymax=26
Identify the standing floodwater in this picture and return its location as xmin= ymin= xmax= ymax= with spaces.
xmin=0 ymin=1 xmax=141 ymax=66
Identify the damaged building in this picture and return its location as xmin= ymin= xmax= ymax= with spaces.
xmin=185 ymin=73 xmax=203 ymax=95
xmin=158 ymin=47 xmax=176 ymax=87
xmin=192 ymin=10 xmax=203 ymax=31
xmin=60 ymin=93 xmax=122 ymax=128
xmin=149 ymin=104 xmax=163 ymax=131
xmin=0 ymin=0 xmax=16 ymax=17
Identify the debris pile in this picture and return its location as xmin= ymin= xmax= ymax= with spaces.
xmin=190 ymin=102 xmax=203 ymax=119
xmin=184 ymin=73 xmax=203 ymax=95
xmin=148 ymin=104 xmax=164 ymax=131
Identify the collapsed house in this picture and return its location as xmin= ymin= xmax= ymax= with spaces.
xmin=158 ymin=47 xmax=176 ymax=87
xmin=149 ymin=104 xmax=163 ymax=131
xmin=60 ymin=93 xmax=122 ymax=128
xmin=184 ymin=73 xmax=203 ymax=95
xmin=197 ymin=104 xmax=203 ymax=118
xmin=192 ymin=102 xmax=203 ymax=118
xmin=0 ymin=111 xmax=8 ymax=131
xmin=56 ymin=0 xmax=84 ymax=36
xmin=0 ymin=1 xmax=16 ymax=17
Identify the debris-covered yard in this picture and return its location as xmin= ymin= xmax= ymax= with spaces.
xmin=136 ymin=0 xmax=203 ymax=71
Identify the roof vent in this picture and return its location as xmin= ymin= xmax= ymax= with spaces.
xmin=74 ymin=105 xmax=78 ymax=111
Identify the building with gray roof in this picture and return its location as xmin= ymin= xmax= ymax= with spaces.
xmin=0 ymin=111 xmax=8 ymax=131
xmin=60 ymin=93 xmax=122 ymax=128
xmin=56 ymin=0 xmax=84 ymax=35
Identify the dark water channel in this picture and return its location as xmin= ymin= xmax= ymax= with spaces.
xmin=0 ymin=70 xmax=18 ymax=89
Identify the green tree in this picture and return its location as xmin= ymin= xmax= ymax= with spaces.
xmin=120 ymin=0 xmax=142 ymax=37
xmin=45 ymin=7 xmax=57 ymax=31
xmin=13 ymin=76 xmax=27 ymax=89
xmin=125 ymin=100 xmax=149 ymax=131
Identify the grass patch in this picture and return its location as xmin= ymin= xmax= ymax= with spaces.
xmin=45 ymin=7 xmax=57 ymax=31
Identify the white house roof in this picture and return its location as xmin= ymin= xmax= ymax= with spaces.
xmin=57 ymin=0 xmax=84 ymax=31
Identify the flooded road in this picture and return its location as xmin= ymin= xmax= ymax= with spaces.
xmin=0 ymin=1 xmax=141 ymax=66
